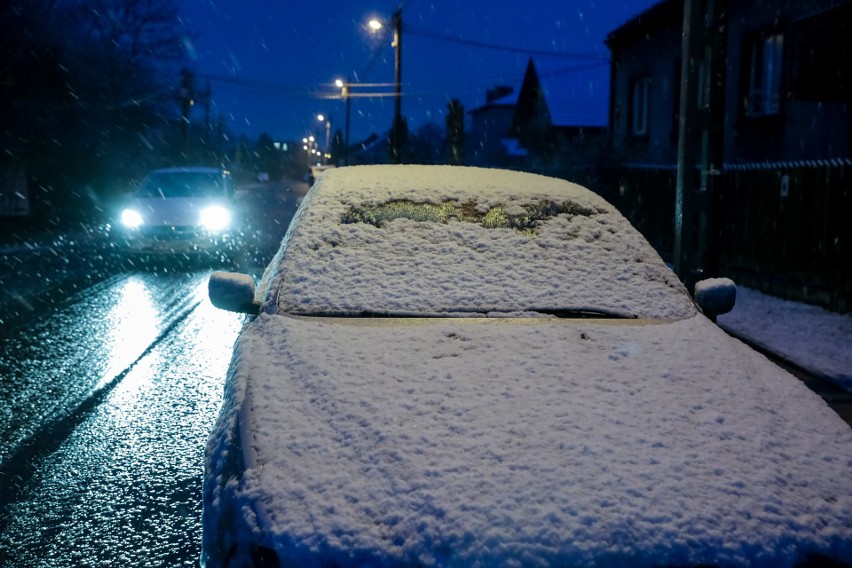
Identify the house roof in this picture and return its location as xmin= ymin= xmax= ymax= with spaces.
xmin=537 ymin=63 xmax=610 ymax=128
xmin=468 ymin=58 xmax=609 ymax=129
xmin=467 ymin=89 xmax=519 ymax=116
xmin=605 ymin=0 xmax=681 ymax=50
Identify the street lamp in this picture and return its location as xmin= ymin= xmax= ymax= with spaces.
xmin=320 ymin=76 xmax=398 ymax=166
xmin=317 ymin=114 xmax=331 ymax=164
xmin=335 ymin=78 xmax=352 ymax=166
xmin=303 ymin=136 xmax=319 ymax=168
xmin=370 ymin=9 xmax=404 ymax=163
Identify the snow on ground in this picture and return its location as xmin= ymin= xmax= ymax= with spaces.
xmin=718 ymin=286 xmax=852 ymax=391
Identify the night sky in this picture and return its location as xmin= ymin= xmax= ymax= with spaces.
xmin=178 ymin=0 xmax=658 ymax=144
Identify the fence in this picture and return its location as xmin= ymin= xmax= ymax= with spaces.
xmin=616 ymin=160 xmax=852 ymax=312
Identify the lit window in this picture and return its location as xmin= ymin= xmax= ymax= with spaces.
xmin=745 ymin=32 xmax=783 ymax=117
xmin=631 ymin=76 xmax=651 ymax=136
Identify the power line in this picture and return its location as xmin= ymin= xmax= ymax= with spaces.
xmin=192 ymin=6 xmax=612 ymax=135
xmin=194 ymin=59 xmax=608 ymax=109
xmin=538 ymin=61 xmax=610 ymax=77
xmin=403 ymin=24 xmax=609 ymax=62
xmin=195 ymin=73 xmax=311 ymax=98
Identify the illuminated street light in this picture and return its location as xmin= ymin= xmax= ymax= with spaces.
xmin=317 ymin=114 xmax=331 ymax=164
xmin=303 ymin=135 xmax=318 ymax=167
xmin=370 ymin=10 xmax=404 ymax=163
xmin=322 ymin=76 xmax=398 ymax=165
xmin=336 ymin=78 xmax=352 ymax=165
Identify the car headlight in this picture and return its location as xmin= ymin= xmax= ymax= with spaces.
xmin=121 ymin=208 xmax=144 ymax=228
xmin=199 ymin=205 xmax=231 ymax=231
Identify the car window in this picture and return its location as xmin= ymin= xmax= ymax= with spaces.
xmin=270 ymin=167 xmax=696 ymax=320
xmin=135 ymin=172 xmax=227 ymax=198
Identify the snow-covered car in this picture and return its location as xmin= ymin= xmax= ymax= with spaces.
xmin=203 ymin=165 xmax=852 ymax=567
xmin=112 ymin=167 xmax=237 ymax=256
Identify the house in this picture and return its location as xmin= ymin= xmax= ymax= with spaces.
xmin=606 ymin=0 xmax=852 ymax=310
xmin=467 ymin=59 xmax=609 ymax=188
xmin=467 ymin=85 xmax=519 ymax=166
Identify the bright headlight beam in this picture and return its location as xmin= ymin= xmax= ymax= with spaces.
xmin=199 ymin=205 xmax=231 ymax=231
xmin=121 ymin=208 xmax=144 ymax=228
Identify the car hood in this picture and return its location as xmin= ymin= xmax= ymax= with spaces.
xmin=131 ymin=196 xmax=225 ymax=226
xmin=217 ymin=312 xmax=852 ymax=566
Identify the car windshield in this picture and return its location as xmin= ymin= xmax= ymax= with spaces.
xmin=134 ymin=171 xmax=227 ymax=198
xmin=268 ymin=166 xmax=696 ymax=320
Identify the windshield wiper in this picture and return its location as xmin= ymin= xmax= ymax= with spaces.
xmin=302 ymin=310 xmax=453 ymax=318
xmin=531 ymin=307 xmax=638 ymax=319
xmin=298 ymin=308 xmax=637 ymax=319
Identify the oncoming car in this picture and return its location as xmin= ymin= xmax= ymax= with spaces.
xmin=203 ymin=166 xmax=852 ymax=567
xmin=113 ymin=167 xmax=236 ymax=256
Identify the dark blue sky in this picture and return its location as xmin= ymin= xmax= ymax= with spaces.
xmin=179 ymin=0 xmax=658 ymax=144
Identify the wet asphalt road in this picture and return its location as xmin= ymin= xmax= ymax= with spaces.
xmin=0 ymin=181 xmax=300 ymax=567
xmin=0 ymin=268 xmax=246 ymax=567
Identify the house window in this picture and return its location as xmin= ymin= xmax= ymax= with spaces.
xmin=790 ymin=4 xmax=852 ymax=103
xmin=745 ymin=32 xmax=784 ymax=117
xmin=631 ymin=76 xmax=651 ymax=136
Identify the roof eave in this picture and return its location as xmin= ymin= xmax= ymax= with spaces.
xmin=605 ymin=0 xmax=682 ymax=50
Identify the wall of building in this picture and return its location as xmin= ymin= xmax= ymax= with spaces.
xmin=609 ymin=0 xmax=851 ymax=165
xmin=608 ymin=5 xmax=682 ymax=165
xmin=724 ymin=0 xmax=852 ymax=163
xmin=607 ymin=0 xmax=852 ymax=310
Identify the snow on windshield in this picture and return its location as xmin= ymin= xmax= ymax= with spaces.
xmin=264 ymin=165 xmax=695 ymax=319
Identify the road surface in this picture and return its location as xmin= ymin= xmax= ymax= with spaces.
xmin=0 ymin=182 xmax=300 ymax=566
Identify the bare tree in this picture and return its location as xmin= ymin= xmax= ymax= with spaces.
xmin=1 ymin=0 xmax=191 ymax=224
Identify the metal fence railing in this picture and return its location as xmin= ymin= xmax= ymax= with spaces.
xmin=616 ymin=161 xmax=852 ymax=312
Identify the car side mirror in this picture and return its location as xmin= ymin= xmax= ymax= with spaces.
xmin=209 ymin=271 xmax=260 ymax=315
xmin=694 ymin=278 xmax=737 ymax=321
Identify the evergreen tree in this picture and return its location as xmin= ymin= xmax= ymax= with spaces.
xmin=446 ymin=99 xmax=465 ymax=166
xmin=330 ymin=129 xmax=346 ymax=166
xmin=388 ymin=116 xmax=409 ymax=164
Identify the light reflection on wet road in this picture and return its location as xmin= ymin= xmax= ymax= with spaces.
xmin=0 ymin=271 xmax=205 ymax=466
xmin=0 ymin=269 xmax=247 ymax=566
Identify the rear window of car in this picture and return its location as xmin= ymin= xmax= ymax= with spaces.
xmin=135 ymin=171 xmax=228 ymax=198
xmin=268 ymin=167 xmax=696 ymax=320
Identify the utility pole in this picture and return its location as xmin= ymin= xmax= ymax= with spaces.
xmin=674 ymin=0 xmax=728 ymax=292
xmin=446 ymin=99 xmax=465 ymax=165
xmin=336 ymin=79 xmax=352 ymax=166
xmin=179 ymin=68 xmax=196 ymax=163
xmin=323 ymin=116 xmax=331 ymax=162
xmin=390 ymin=8 xmax=404 ymax=163
xmin=316 ymin=114 xmax=331 ymax=163
xmin=345 ymin=87 xmax=351 ymax=165
xmin=203 ymin=81 xmax=212 ymax=147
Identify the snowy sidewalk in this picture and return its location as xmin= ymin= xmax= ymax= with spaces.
xmin=717 ymin=286 xmax=852 ymax=393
